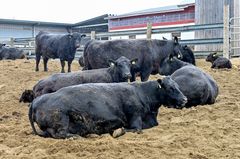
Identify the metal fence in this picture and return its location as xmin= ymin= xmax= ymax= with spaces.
xmin=0 ymin=23 xmax=225 ymax=59
xmin=230 ymin=17 xmax=240 ymax=57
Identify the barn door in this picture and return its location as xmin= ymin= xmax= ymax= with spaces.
xmin=229 ymin=17 xmax=240 ymax=57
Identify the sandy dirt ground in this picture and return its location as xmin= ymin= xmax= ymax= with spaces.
xmin=0 ymin=58 xmax=240 ymax=159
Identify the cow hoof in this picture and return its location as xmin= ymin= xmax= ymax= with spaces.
xmin=61 ymin=70 xmax=65 ymax=73
xmin=67 ymin=134 xmax=82 ymax=140
xmin=35 ymin=69 xmax=39 ymax=72
xmin=112 ymin=128 xmax=126 ymax=138
xmin=86 ymin=134 xmax=100 ymax=138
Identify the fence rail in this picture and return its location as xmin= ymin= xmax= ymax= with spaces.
xmin=0 ymin=23 xmax=227 ymax=59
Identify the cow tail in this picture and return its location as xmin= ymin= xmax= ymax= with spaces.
xmin=28 ymin=103 xmax=38 ymax=136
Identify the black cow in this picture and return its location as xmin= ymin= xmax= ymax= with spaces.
xmin=162 ymin=38 xmax=195 ymax=65
xmin=83 ymin=37 xmax=182 ymax=81
xmin=0 ymin=44 xmax=25 ymax=60
xmin=28 ymin=77 xmax=187 ymax=139
xmin=159 ymin=55 xmax=218 ymax=107
xmin=0 ymin=43 xmax=6 ymax=48
xmin=35 ymin=31 xmax=86 ymax=73
xmin=206 ymin=52 xmax=232 ymax=69
xmin=20 ymin=56 xmax=137 ymax=103
xmin=179 ymin=45 xmax=195 ymax=65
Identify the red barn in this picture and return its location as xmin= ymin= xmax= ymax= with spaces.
xmin=106 ymin=1 xmax=195 ymax=40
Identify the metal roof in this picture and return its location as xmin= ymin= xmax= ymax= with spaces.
xmin=0 ymin=18 xmax=72 ymax=27
xmin=0 ymin=14 xmax=109 ymax=28
xmin=106 ymin=2 xmax=195 ymax=20
xmin=73 ymin=14 xmax=108 ymax=27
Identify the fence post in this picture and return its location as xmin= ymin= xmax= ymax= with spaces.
xmin=223 ymin=0 xmax=230 ymax=59
xmin=10 ymin=38 xmax=14 ymax=47
xmin=146 ymin=23 xmax=152 ymax=39
xmin=91 ymin=31 xmax=96 ymax=40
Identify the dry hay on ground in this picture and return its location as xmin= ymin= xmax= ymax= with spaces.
xmin=0 ymin=58 xmax=240 ymax=159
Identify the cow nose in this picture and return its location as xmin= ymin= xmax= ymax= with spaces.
xmin=124 ymin=73 xmax=132 ymax=79
xmin=181 ymin=97 xmax=188 ymax=106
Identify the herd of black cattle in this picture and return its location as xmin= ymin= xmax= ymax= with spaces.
xmin=1 ymin=31 xmax=233 ymax=139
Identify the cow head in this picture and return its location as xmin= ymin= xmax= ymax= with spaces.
xmin=157 ymin=77 xmax=187 ymax=109
xmin=109 ymin=56 xmax=137 ymax=82
xmin=69 ymin=33 xmax=86 ymax=48
xmin=172 ymin=36 xmax=183 ymax=59
xmin=206 ymin=52 xmax=219 ymax=63
xmin=159 ymin=54 xmax=187 ymax=75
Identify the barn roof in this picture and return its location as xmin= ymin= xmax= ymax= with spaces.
xmin=0 ymin=18 xmax=71 ymax=27
xmin=106 ymin=1 xmax=195 ymax=20
xmin=73 ymin=14 xmax=108 ymax=27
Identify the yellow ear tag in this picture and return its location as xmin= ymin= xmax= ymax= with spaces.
xmin=110 ymin=62 xmax=115 ymax=66
xmin=213 ymin=54 xmax=216 ymax=57
xmin=177 ymin=54 xmax=181 ymax=58
xmin=132 ymin=61 xmax=136 ymax=65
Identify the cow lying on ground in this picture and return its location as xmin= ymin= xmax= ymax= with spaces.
xmin=179 ymin=45 xmax=195 ymax=65
xmin=0 ymin=43 xmax=25 ymax=60
xmin=28 ymin=77 xmax=187 ymax=139
xmin=206 ymin=52 xmax=232 ymax=69
xmin=35 ymin=31 xmax=86 ymax=73
xmin=20 ymin=56 xmax=137 ymax=103
xmin=83 ymin=37 xmax=182 ymax=81
xmin=159 ymin=55 xmax=218 ymax=107
xmin=162 ymin=38 xmax=195 ymax=65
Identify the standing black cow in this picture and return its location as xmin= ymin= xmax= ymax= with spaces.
xmin=206 ymin=52 xmax=232 ymax=69
xmin=159 ymin=55 xmax=218 ymax=107
xmin=28 ymin=77 xmax=187 ymax=139
xmin=0 ymin=44 xmax=25 ymax=60
xmin=83 ymin=37 xmax=182 ymax=81
xmin=20 ymin=56 xmax=137 ymax=103
xmin=35 ymin=31 xmax=86 ymax=73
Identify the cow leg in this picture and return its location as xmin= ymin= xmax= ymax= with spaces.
xmin=47 ymin=114 xmax=71 ymax=139
xmin=60 ymin=60 xmax=65 ymax=73
xmin=43 ymin=57 xmax=49 ymax=72
xmin=67 ymin=60 xmax=72 ymax=72
xmin=127 ymin=115 xmax=143 ymax=133
xmin=130 ymin=70 xmax=136 ymax=82
xmin=140 ymin=69 xmax=151 ymax=82
xmin=35 ymin=54 xmax=41 ymax=71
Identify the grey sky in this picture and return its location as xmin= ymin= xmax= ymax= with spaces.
xmin=0 ymin=0 xmax=184 ymax=23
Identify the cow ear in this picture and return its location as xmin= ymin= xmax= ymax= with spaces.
xmin=108 ymin=59 xmax=116 ymax=67
xmin=174 ymin=36 xmax=179 ymax=44
xmin=157 ymin=79 xmax=162 ymax=89
xmin=184 ymin=45 xmax=188 ymax=49
xmin=177 ymin=52 xmax=182 ymax=59
xmin=68 ymin=34 xmax=73 ymax=39
xmin=131 ymin=58 xmax=138 ymax=65
xmin=81 ymin=34 xmax=86 ymax=38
